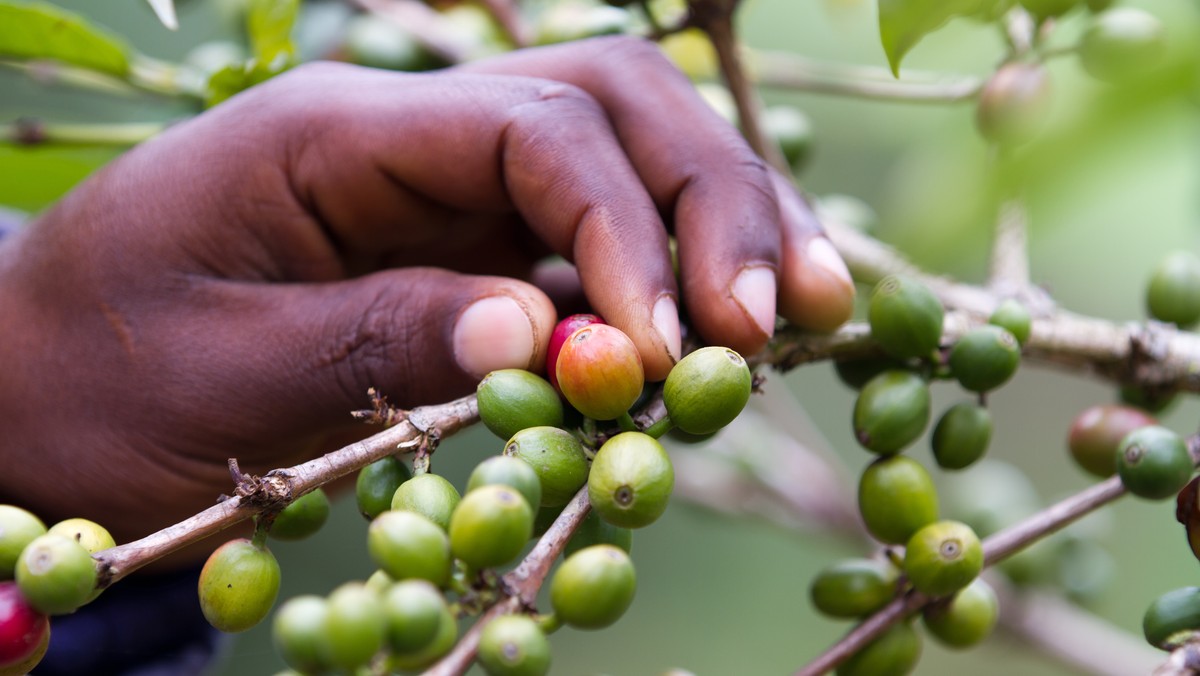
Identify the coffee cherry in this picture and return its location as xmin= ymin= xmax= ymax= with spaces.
xmin=922 ymin=578 xmax=998 ymax=648
xmin=931 ymin=403 xmax=993 ymax=470
xmin=0 ymin=582 xmax=48 ymax=672
xmin=976 ymin=63 xmax=1051 ymax=145
xmin=1119 ymin=384 xmax=1178 ymax=414
xmin=382 ymin=579 xmax=446 ymax=654
xmin=367 ymin=510 xmax=452 ymax=586
xmin=550 ymin=545 xmax=636 ymax=629
xmin=197 ymin=538 xmax=280 ymax=632
xmin=1080 ymin=8 xmax=1166 ymax=83
xmin=1056 ymin=536 xmax=1116 ymax=606
xmin=809 ymin=558 xmax=899 ymax=619
xmin=1116 ymin=425 xmax=1193 ymax=500
xmin=564 ymin=510 xmax=633 ymax=558
xmin=0 ymin=626 xmax=47 ymax=676
xmin=16 ymin=534 xmax=97 ymax=616
xmin=949 ymin=326 xmax=1021 ymax=393
xmin=0 ymin=507 xmax=45 ymax=580
xmin=1085 ymin=0 xmax=1113 ymax=10
xmin=388 ymin=600 xmax=456 ymax=671
xmin=478 ymin=614 xmax=552 ymax=676
xmin=450 ymin=485 xmax=533 ymax=570
xmin=588 ymin=432 xmax=674 ymax=529
xmin=357 ymin=456 xmax=412 ymax=521
xmin=547 ymin=314 xmax=605 ymax=391
xmin=853 ymin=370 xmax=931 ymax=454
xmin=504 ymin=427 xmax=589 ymax=507
xmin=858 ymin=456 xmax=939 ymax=545
xmin=391 ymin=473 xmax=461 ymax=531
xmin=272 ymin=595 xmax=330 ymax=674
xmin=867 ymin=276 xmax=944 ymax=360
xmin=989 ymin=299 xmax=1033 ymax=345
xmin=836 ymin=621 xmax=922 ymax=676
xmin=46 ymin=518 xmax=114 ymax=555
xmin=343 ymin=14 xmax=441 ymax=72
xmin=1146 ymin=251 xmax=1200 ymax=328
xmin=364 ymin=569 xmax=394 ymax=596
xmin=1068 ymin=404 xmax=1156 ymax=478
xmin=763 ymin=105 xmax=814 ymax=171
xmin=269 ymin=489 xmax=330 ymax=542
xmin=321 ymin=582 xmax=386 ymax=671
xmin=833 ymin=356 xmax=904 ymax=391
xmin=467 ymin=455 xmax=542 ymax=513
xmin=556 ymin=324 xmax=644 ymax=421
xmin=1143 ymin=586 xmax=1200 ymax=649
xmin=904 ymin=521 xmax=983 ymax=598
xmin=663 ymin=347 xmax=752 ymax=435
xmin=1018 ymin=0 xmax=1080 ymax=21
xmin=477 ymin=370 xmax=564 ymax=441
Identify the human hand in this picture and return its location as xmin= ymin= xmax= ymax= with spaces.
xmin=0 ymin=36 xmax=853 ymax=551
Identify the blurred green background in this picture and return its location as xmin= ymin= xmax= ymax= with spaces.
xmin=5 ymin=0 xmax=1200 ymax=673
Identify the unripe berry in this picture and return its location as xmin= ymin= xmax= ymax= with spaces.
xmin=556 ymin=324 xmax=644 ymax=420
xmin=564 ymin=510 xmax=633 ymax=558
xmin=368 ymin=510 xmax=452 ymax=586
xmin=16 ymin=534 xmax=97 ymax=616
xmin=504 ymin=427 xmax=589 ymax=507
xmin=467 ymin=455 xmax=542 ymax=513
xmin=321 ymin=582 xmax=386 ymax=671
xmin=382 ymin=580 xmax=446 ymax=654
xmin=663 ymin=346 xmax=752 ymax=435
xmin=46 ymin=518 xmax=115 ymax=555
xmin=833 ymin=356 xmax=904 ymax=391
xmin=836 ymin=621 xmax=922 ymax=676
xmin=449 ymin=485 xmax=534 ymax=570
xmin=478 ymin=614 xmax=552 ymax=676
xmin=853 ymin=370 xmax=931 ymax=454
xmin=1146 ymin=251 xmax=1200 ymax=327
xmin=868 ymin=276 xmax=944 ymax=360
xmin=588 ymin=432 xmax=674 ymax=529
xmin=1068 ymin=404 xmax=1156 ymax=478
xmin=387 ymin=600 xmax=457 ymax=670
xmin=922 ymin=578 xmax=998 ymax=648
xmin=904 ymin=521 xmax=984 ymax=598
xmin=269 ymin=489 xmax=330 ymax=541
xmin=391 ymin=473 xmax=461 ymax=531
xmin=550 ymin=545 xmax=636 ymax=629
xmin=1143 ymin=586 xmax=1200 ymax=649
xmin=931 ymin=403 xmax=993 ymax=470
xmin=989 ymin=299 xmax=1033 ymax=345
xmin=809 ymin=558 xmax=899 ymax=619
xmin=0 ymin=507 xmax=46 ymax=581
xmin=976 ymin=63 xmax=1051 ymax=145
xmin=1080 ymin=8 xmax=1166 ymax=83
xmin=1018 ymin=0 xmax=1080 ymax=21
xmin=477 ymin=369 xmax=564 ymax=441
xmin=858 ymin=456 xmax=939 ymax=545
xmin=1116 ymin=425 xmax=1193 ymax=500
xmin=356 ymin=456 xmax=412 ymax=521
xmin=272 ymin=595 xmax=330 ymax=674
xmin=949 ymin=326 xmax=1021 ymax=393
xmin=197 ymin=538 xmax=280 ymax=632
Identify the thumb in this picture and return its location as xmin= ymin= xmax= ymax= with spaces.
xmin=208 ymin=268 xmax=557 ymax=428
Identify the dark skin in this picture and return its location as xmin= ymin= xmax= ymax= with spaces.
xmin=0 ymin=37 xmax=854 ymax=561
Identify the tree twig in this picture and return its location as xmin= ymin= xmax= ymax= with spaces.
xmin=750 ymin=50 xmax=982 ymax=103
xmin=4 ymin=119 xmax=167 ymax=147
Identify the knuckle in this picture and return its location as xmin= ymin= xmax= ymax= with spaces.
xmin=323 ymin=286 xmax=413 ymax=406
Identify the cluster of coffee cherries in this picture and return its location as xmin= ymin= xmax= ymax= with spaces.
xmin=195 ymin=313 xmax=753 ymax=675
xmin=815 ymin=275 xmax=1032 ymax=673
xmin=0 ymin=505 xmax=115 ymax=675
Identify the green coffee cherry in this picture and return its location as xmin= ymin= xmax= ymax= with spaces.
xmin=46 ymin=518 xmax=114 ymax=555
xmin=836 ymin=621 xmax=922 ymax=676
xmin=197 ymin=538 xmax=280 ymax=632
xmin=1068 ymin=404 xmax=1156 ymax=478
xmin=975 ymin=62 xmax=1051 ymax=146
xmin=1056 ymin=536 xmax=1116 ymax=606
xmin=588 ymin=432 xmax=674 ymax=529
xmin=357 ymin=456 xmax=412 ymax=520
xmin=564 ymin=510 xmax=633 ymax=558
xmin=16 ymin=533 xmax=98 ymax=616
xmin=809 ymin=558 xmax=899 ymax=619
xmin=1119 ymin=384 xmax=1177 ymax=415
xmin=663 ymin=346 xmax=752 ymax=435
xmin=989 ymin=299 xmax=1032 ymax=345
xmin=477 ymin=369 xmax=564 ymax=441
xmin=1080 ymin=8 xmax=1166 ymax=83
xmin=922 ymin=578 xmax=998 ymax=648
xmin=272 ymin=595 xmax=331 ymax=674
xmin=931 ymin=403 xmax=993 ymax=470
xmin=853 ymin=370 xmax=931 ymax=454
xmin=364 ymin=568 xmax=394 ymax=596
xmin=763 ymin=105 xmax=814 ymax=171
xmin=1144 ymin=587 xmax=1200 ymax=649
xmin=550 ymin=545 xmax=636 ymax=630
xmin=388 ymin=601 xmax=457 ymax=671
xmin=391 ymin=473 xmax=461 ymax=531
xmin=478 ymin=614 xmax=552 ymax=676
xmin=449 ymin=485 xmax=534 ymax=570
xmin=858 ymin=456 xmax=939 ymax=545
xmin=505 ymin=427 xmax=589 ymax=507
xmin=0 ymin=506 xmax=46 ymax=580
xmin=948 ymin=326 xmax=1021 ymax=393
xmin=1085 ymin=0 xmax=1114 ymax=11
xmin=367 ymin=510 xmax=452 ymax=586
xmin=1116 ymin=425 xmax=1193 ymax=500
xmin=269 ymin=489 xmax=330 ymax=541
xmin=555 ymin=324 xmax=645 ymax=421
xmin=867 ymin=275 xmax=944 ymax=360
xmin=904 ymin=521 xmax=983 ymax=598
xmin=1018 ymin=0 xmax=1080 ymax=21
xmin=467 ymin=455 xmax=542 ymax=512
xmin=1146 ymin=251 xmax=1200 ymax=327
xmin=321 ymin=583 xmax=386 ymax=671
xmin=382 ymin=579 xmax=447 ymax=655
xmin=833 ymin=356 xmax=904 ymax=391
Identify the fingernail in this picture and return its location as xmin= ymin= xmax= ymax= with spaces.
xmin=732 ymin=266 xmax=777 ymax=337
xmin=652 ymin=295 xmax=682 ymax=364
xmin=453 ymin=296 xmax=535 ymax=378
xmin=806 ymin=237 xmax=853 ymax=288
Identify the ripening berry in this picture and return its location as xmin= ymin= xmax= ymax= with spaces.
xmin=0 ymin=581 xmax=48 ymax=673
xmin=1068 ymin=404 xmax=1156 ymax=478
xmin=546 ymin=314 xmax=605 ymax=392
xmin=556 ymin=324 xmax=644 ymax=421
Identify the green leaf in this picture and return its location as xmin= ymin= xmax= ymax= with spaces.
xmin=248 ymin=0 xmax=299 ymax=64
xmin=145 ymin=0 xmax=178 ymax=30
xmin=877 ymin=0 xmax=992 ymax=76
xmin=204 ymin=59 xmax=285 ymax=108
xmin=0 ymin=1 xmax=131 ymax=77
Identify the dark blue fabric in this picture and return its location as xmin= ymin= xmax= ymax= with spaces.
xmin=34 ymin=565 xmax=225 ymax=676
